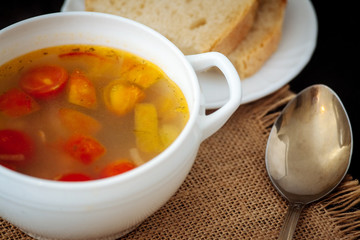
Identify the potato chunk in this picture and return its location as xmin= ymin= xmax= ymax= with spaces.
xmin=104 ymin=80 xmax=145 ymax=115
xmin=159 ymin=124 xmax=181 ymax=149
xmin=120 ymin=57 xmax=162 ymax=89
xmin=134 ymin=103 xmax=163 ymax=153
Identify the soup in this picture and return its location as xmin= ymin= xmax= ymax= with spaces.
xmin=0 ymin=45 xmax=189 ymax=181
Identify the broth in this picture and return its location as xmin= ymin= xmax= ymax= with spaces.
xmin=0 ymin=45 xmax=189 ymax=181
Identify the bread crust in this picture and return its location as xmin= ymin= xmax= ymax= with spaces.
xmin=85 ymin=0 xmax=259 ymax=55
xmin=85 ymin=0 xmax=286 ymax=79
xmin=228 ymin=0 xmax=287 ymax=79
xmin=211 ymin=0 xmax=259 ymax=55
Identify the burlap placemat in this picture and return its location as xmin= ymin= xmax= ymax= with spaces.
xmin=1 ymin=85 xmax=360 ymax=239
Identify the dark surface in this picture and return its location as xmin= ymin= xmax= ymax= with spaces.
xmin=0 ymin=0 xmax=359 ymax=180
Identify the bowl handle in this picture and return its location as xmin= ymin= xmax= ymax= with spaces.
xmin=186 ymin=52 xmax=242 ymax=142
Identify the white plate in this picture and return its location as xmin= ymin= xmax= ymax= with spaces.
xmin=61 ymin=0 xmax=317 ymax=108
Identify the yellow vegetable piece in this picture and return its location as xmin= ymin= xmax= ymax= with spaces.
xmin=159 ymin=124 xmax=181 ymax=149
xmin=68 ymin=70 xmax=97 ymax=109
xmin=120 ymin=58 xmax=162 ymax=89
xmin=87 ymin=60 xmax=122 ymax=81
xmin=155 ymin=95 xmax=177 ymax=123
xmin=58 ymin=108 xmax=101 ymax=135
xmin=134 ymin=103 xmax=163 ymax=153
xmin=131 ymin=64 xmax=162 ymax=89
xmin=104 ymin=80 xmax=145 ymax=115
xmin=151 ymin=79 xmax=189 ymax=124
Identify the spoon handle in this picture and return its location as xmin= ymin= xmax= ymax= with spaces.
xmin=278 ymin=203 xmax=305 ymax=240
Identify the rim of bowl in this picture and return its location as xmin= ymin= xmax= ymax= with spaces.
xmin=0 ymin=11 xmax=201 ymax=190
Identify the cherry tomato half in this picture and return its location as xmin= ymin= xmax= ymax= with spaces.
xmin=0 ymin=129 xmax=34 ymax=162
xmin=0 ymin=163 xmax=17 ymax=171
xmin=58 ymin=51 xmax=106 ymax=61
xmin=0 ymin=88 xmax=40 ymax=117
xmin=20 ymin=65 xmax=69 ymax=99
xmin=57 ymin=173 xmax=93 ymax=182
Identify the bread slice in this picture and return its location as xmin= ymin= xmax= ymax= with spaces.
xmin=85 ymin=0 xmax=258 ymax=55
xmin=228 ymin=0 xmax=287 ymax=79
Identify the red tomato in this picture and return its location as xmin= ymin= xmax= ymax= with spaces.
xmin=0 ymin=129 xmax=34 ymax=162
xmin=100 ymin=159 xmax=136 ymax=178
xmin=58 ymin=51 xmax=105 ymax=61
xmin=0 ymin=163 xmax=17 ymax=171
xmin=63 ymin=135 xmax=105 ymax=164
xmin=20 ymin=65 xmax=69 ymax=99
xmin=0 ymin=88 xmax=40 ymax=117
xmin=58 ymin=173 xmax=93 ymax=182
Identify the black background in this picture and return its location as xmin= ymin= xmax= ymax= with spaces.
xmin=0 ymin=1 xmax=359 ymax=180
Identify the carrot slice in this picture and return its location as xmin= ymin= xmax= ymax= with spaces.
xmin=100 ymin=159 xmax=136 ymax=178
xmin=58 ymin=108 xmax=101 ymax=135
xmin=68 ymin=69 xmax=97 ymax=109
xmin=63 ymin=135 xmax=105 ymax=164
xmin=0 ymin=88 xmax=39 ymax=117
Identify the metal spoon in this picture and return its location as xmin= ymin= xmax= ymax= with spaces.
xmin=265 ymin=84 xmax=353 ymax=239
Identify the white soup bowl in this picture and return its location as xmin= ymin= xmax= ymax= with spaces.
xmin=0 ymin=12 xmax=242 ymax=240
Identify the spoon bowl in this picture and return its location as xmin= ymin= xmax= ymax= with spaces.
xmin=265 ymin=84 xmax=352 ymax=239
